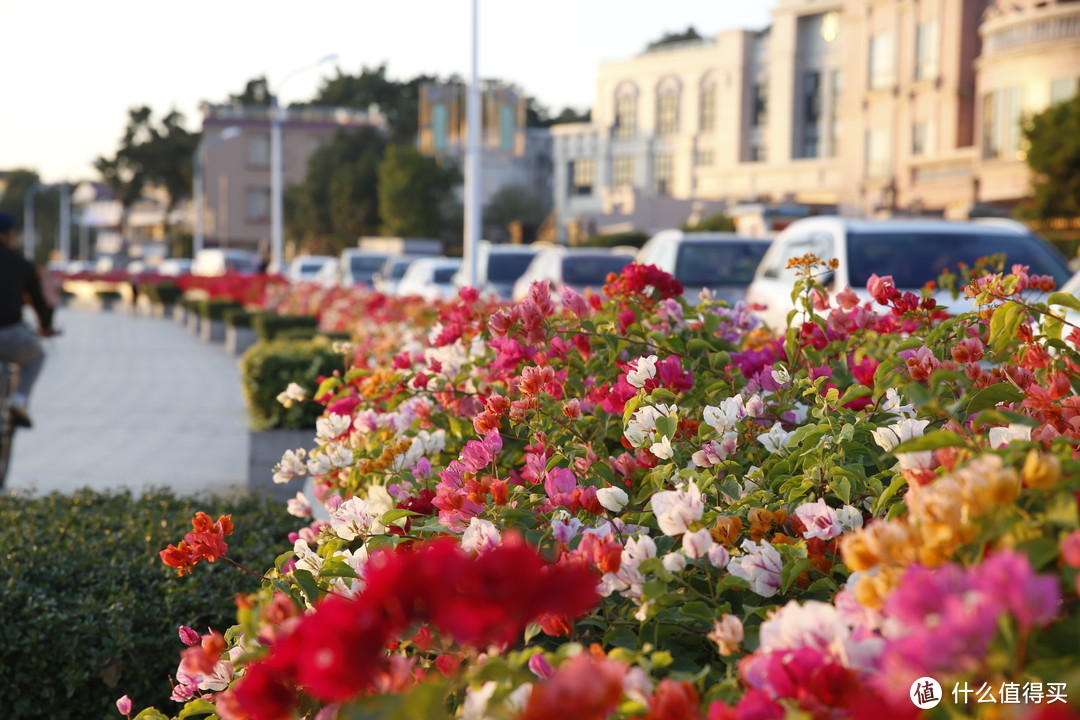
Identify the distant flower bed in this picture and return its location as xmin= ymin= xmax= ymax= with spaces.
xmin=135 ymin=259 xmax=1079 ymax=720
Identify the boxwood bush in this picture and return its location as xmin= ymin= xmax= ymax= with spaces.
xmin=143 ymin=283 xmax=182 ymax=307
xmin=223 ymin=308 xmax=254 ymax=328
xmin=0 ymin=488 xmax=302 ymax=720
xmin=96 ymin=289 xmax=122 ymax=301
xmin=239 ymin=337 xmax=341 ymax=429
xmin=251 ymin=313 xmax=318 ymax=341
xmin=197 ymin=298 xmax=243 ymax=321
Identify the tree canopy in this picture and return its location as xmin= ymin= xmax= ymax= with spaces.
xmin=1021 ymin=92 xmax=1080 ymax=219
xmin=645 ymin=26 xmax=702 ymax=52
xmin=378 ymin=145 xmax=461 ymax=239
xmin=310 ymin=64 xmax=437 ymax=144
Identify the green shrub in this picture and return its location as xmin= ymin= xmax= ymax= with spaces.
xmin=96 ymin=289 xmax=122 ymax=301
xmin=240 ymin=337 xmax=341 ymax=429
xmin=0 ymin=488 xmax=302 ymax=720
xmin=144 ymin=283 xmax=183 ymax=306
xmin=276 ymin=327 xmax=319 ymax=341
xmin=197 ymin=298 xmax=243 ymax=321
xmin=251 ymin=314 xmax=319 ymax=342
xmin=579 ymin=230 xmax=650 ymax=248
xmin=223 ymin=308 xmax=254 ymax=328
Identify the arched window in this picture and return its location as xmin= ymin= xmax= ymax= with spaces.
xmin=699 ymin=72 xmax=717 ymax=132
xmin=614 ymin=82 xmax=638 ymax=140
xmin=656 ymin=77 xmax=681 ymax=136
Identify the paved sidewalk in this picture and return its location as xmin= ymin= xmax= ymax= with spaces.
xmin=6 ymin=305 xmax=249 ymax=496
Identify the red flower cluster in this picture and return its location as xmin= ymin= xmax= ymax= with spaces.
xmin=604 ymin=263 xmax=685 ymax=302
xmin=159 ymin=512 xmax=234 ymax=576
xmin=227 ymin=538 xmax=599 ymax=719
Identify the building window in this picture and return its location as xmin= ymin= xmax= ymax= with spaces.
xmin=868 ymin=33 xmax=896 ymax=90
xmin=614 ymin=92 xmax=637 ymax=140
xmin=912 ymin=121 xmax=930 ymax=155
xmin=499 ymin=105 xmax=516 ymax=153
xmin=982 ymin=88 xmax=1023 ymax=160
xmin=799 ymin=71 xmax=822 ymax=158
xmin=699 ymin=83 xmax=717 ymax=132
xmin=570 ymin=159 xmax=595 ymax=196
xmin=1051 ymin=77 xmax=1079 ymax=105
xmin=752 ymin=82 xmax=768 ymax=128
xmin=247 ymin=134 xmax=270 ymax=167
xmin=695 ymin=150 xmax=714 ymax=167
xmin=749 ymin=143 xmax=767 ymax=163
xmin=865 ymin=129 xmax=890 ymax=179
xmin=914 ymin=21 xmax=940 ymax=81
xmin=654 ymin=153 xmax=674 ymax=195
xmin=656 ymin=80 xmax=680 ymax=136
xmin=612 ymin=156 xmax=635 ymax=187
xmin=432 ymin=104 xmax=449 ymax=150
xmin=246 ymin=187 xmax=271 ymax=221
xmin=828 ymin=70 xmax=842 ymax=158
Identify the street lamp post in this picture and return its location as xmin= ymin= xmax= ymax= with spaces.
xmin=463 ymin=0 xmax=482 ymax=289
xmin=23 ymin=183 xmax=43 ymax=261
xmin=270 ymin=53 xmax=338 ymax=274
xmin=58 ymin=182 xmax=71 ymax=263
xmin=193 ymin=126 xmax=241 ymax=257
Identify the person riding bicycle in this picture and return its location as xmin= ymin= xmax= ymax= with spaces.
xmin=0 ymin=211 xmax=55 ymax=427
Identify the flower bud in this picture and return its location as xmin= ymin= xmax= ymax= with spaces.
xmin=1022 ymin=449 xmax=1060 ymax=490
xmin=178 ymin=626 xmax=199 ymax=646
xmin=662 ymin=553 xmax=687 ymax=573
xmin=115 ymin=696 xmax=132 ymax=717
xmin=707 ymin=615 xmax=743 ymax=656
xmin=682 ymin=528 xmax=715 ymax=558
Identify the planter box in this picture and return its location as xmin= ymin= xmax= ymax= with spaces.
xmin=152 ymin=303 xmax=174 ymax=319
xmin=186 ymin=313 xmax=200 ymax=335
xmin=226 ymin=326 xmax=258 ymax=356
xmin=173 ymin=304 xmax=187 ymax=324
xmin=200 ymin=319 xmax=225 ymax=343
xmin=99 ymin=298 xmax=116 ymax=312
xmin=248 ymin=428 xmax=316 ymax=502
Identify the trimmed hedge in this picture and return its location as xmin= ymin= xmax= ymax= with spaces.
xmin=240 ymin=337 xmax=341 ymax=429
xmin=197 ymin=298 xmax=243 ymax=321
xmin=96 ymin=289 xmax=122 ymax=301
xmin=0 ymin=488 xmax=302 ymax=720
xmin=251 ymin=313 xmax=319 ymax=341
xmin=143 ymin=283 xmax=183 ymax=306
xmin=223 ymin=308 xmax=254 ymax=328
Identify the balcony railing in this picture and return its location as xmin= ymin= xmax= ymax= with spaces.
xmin=983 ymin=6 xmax=1080 ymax=56
xmin=203 ymin=104 xmax=384 ymax=127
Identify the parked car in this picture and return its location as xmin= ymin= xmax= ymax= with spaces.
xmin=65 ymin=260 xmax=95 ymax=275
xmin=287 ymin=255 xmax=336 ymax=284
xmin=337 ymin=249 xmax=396 ymax=288
xmin=635 ymin=231 xmax=771 ymax=304
xmin=373 ymin=254 xmax=437 ymax=295
xmin=157 ymin=259 xmax=193 ymax=277
xmin=192 ymin=249 xmax=262 ymax=277
xmin=454 ymin=242 xmax=545 ymax=300
xmin=744 ymin=216 xmax=1073 ymax=329
xmin=511 ymin=247 xmax=635 ymax=302
xmin=397 ymin=258 xmax=463 ymax=302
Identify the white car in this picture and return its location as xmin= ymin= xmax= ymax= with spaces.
xmin=373 ymin=254 xmax=437 ymax=295
xmin=454 ymin=241 xmax=544 ymax=300
xmin=511 ymin=247 xmax=635 ymax=302
xmin=287 ymin=255 xmax=336 ymax=284
xmin=339 ymin=249 xmax=395 ymax=288
xmin=744 ymin=216 xmax=1073 ymax=330
xmin=635 ymin=231 xmax=771 ymax=304
xmin=397 ymin=258 xmax=463 ymax=301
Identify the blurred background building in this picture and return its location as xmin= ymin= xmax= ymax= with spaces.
xmin=552 ymin=0 xmax=1080 ymax=241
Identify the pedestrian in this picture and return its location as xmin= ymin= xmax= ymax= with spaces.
xmin=0 ymin=211 xmax=56 ymax=427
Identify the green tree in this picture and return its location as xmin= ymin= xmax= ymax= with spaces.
xmin=287 ymin=126 xmax=387 ymax=253
xmin=1020 ymin=92 xmax=1080 ymax=219
xmin=94 ymin=106 xmax=200 ymax=214
xmin=311 ymin=65 xmax=437 ymax=144
xmin=229 ymin=76 xmax=271 ymax=106
xmin=483 ymin=184 xmax=550 ymax=241
xmin=681 ymin=213 xmax=736 ymax=232
xmin=646 ymin=26 xmax=702 ymax=52
xmin=377 ymin=145 xmax=461 ymax=238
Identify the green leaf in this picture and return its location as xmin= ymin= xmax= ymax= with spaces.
xmin=655 ymin=414 xmax=678 ymax=440
xmin=830 ymin=475 xmax=852 ymax=504
xmin=380 ymin=508 xmax=416 ymax=526
xmin=780 ymin=557 xmax=812 ymax=594
xmin=604 ymin=625 xmax=640 ymax=649
xmin=1016 ymin=536 xmax=1060 ymax=570
xmin=872 ymin=475 xmax=907 ymax=516
xmin=179 ymin=699 xmax=218 ymax=719
xmin=319 ymin=556 xmax=360 ymax=580
xmin=1047 ymin=292 xmax=1080 ymax=313
xmin=971 ymin=410 xmax=1039 ymax=429
xmin=292 ymin=569 xmax=321 ymax=605
xmin=623 ymin=395 xmax=642 ymax=427
xmin=967 ymin=383 xmax=1026 ymax=415
xmin=892 ymin=430 xmax=968 ymax=453
xmin=988 ymin=301 xmax=1023 ymax=352
xmin=134 ymin=710 xmax=170 ymax=720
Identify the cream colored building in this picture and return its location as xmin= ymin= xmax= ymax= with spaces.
xmin=552 ymin=0 xmax=1080 ymax=239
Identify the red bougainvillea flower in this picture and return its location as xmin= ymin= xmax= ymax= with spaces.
xmin=520 ymin=652 xmax=628 ymax=720
xmin=159 ymin=512 xmax=234 ymax=576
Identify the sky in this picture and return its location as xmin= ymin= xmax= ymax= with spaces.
xmin=0 ymin=1 xmax=774 ymax=184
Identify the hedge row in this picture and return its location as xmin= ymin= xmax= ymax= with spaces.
xmin=239 ymin=337 xmax=342 ymax=430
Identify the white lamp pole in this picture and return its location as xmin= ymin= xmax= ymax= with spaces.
xmin=58 ymin=182 xmax=71 ymax=263
xmin=270 ymin=53 xmax=338 ymax=274
xmin=194 ymin=126 xmax=241 ymax=256
xmin=463 ymin=0 xmax=482 ymax=289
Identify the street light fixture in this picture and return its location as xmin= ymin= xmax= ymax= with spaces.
xmin=270 ymin=53 xmax=338 ymax=273
xmin=193 ymin=126 xmax=242 ymax=256
xmin=463 ymin=0 xmax=482 ymax=289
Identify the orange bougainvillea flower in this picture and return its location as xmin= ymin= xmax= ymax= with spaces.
xmin=159 ymin=513 xmax=234 ymax=576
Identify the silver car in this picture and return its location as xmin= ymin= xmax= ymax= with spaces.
xmin=744 ymin=216 xmax=1072 ymax=329
xmin=635 ymin=231 xmax=771 ymax=305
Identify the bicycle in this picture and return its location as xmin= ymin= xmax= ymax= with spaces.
xmin=0 ymin=362 xmax=16 ymax=489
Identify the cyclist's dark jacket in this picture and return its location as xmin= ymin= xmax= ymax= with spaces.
xmin=0 ymin=244 xmax=52 ymax=329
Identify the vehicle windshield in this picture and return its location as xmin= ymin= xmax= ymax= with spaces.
xmin=350 ymin=256 xmax=388 ymax=274
xmin=674 ymin=242 xmax=768 ymax=286
xmin=388 ymin=261 xmax=412 ymax=280
xmin=562 ymin=255 xmax=632 ymax=286
xmin=486 ymin=253 xmax=537 ymax=282
xmin=433 ymin=267 xmax=458 ymax=283
xmin=846 ymin=232 xmax=1071 ymax=288
xmin=299 ymin=261 xmax=325 ymax=274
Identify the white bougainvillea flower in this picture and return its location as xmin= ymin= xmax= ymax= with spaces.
xmin=461 ymin=517 xmax=502 ymax=554
xmin=286 ymin=492 xmax=312 ymax=519
xmin=650 ymin=481 xmax=704 ymax=536
xmin=275 ymin=382 xmax=307 ymax=408
xmin=662 ymin=553 xmax=687 ymax=573
xmin=682 ymin=528 xmax=715 ymax=558
xmin=871 ymin=417 xmax=931 ymax=452
xmin=703 ymin=396 xmax=746 ymax=434
xmin=988 ymin=423 xmax=1032 ymax=449
xmin=793 ymin=498 xmax=842 ymax=540
xmin=727 ymin=539 xmax=783 ymax=597
xmin=596 ymin=486 xmax=629 ymax=512
xmin=316 ymin=413 xmax=352 ymax=441
xmin=650 ymin=435 xmax=674 ymax=459
xmin=272 ymin=448 xmax=307 ymax=485
xmin=771 ymin=364 xmax=791 ymax=386
xmin=627 ymin=354 xmax=659 ymax=388
xmin=758 ymin=422 xmax=794 ymax=453
xmin=880 ymin=388 xmax=915 ymax=418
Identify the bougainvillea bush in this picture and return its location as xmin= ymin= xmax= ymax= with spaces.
xmin=136 ymin=258 xmax=1079 ymax=720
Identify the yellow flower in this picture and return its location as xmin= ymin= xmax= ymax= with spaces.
xmin=1022 ymin=449 xmax=1060 ymax=490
